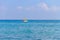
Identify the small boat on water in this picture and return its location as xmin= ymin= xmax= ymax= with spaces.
xmin=24 ymin=18 xmax=28 ymax=22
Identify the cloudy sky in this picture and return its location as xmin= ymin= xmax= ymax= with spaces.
xmin=0 ymin=0 xmax=60 ymax=20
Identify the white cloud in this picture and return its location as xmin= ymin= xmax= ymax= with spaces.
xmin=17 ymin=6 xmax=23 ymax=10
xmin=17 ymin=2 xmax=60 ymax=12
xmin=25 ymin=6 xmax=35 ymax=11
xmin=49 ymin=6 xmax=60 ymax=12
xmin=38 ymin=2 xmax=60 ymax=12
xmin=38 ymin=2 xmax=49 ymax=11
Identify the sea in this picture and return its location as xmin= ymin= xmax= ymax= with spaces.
xmin=0 ymin=20 xmax=60 ymax=40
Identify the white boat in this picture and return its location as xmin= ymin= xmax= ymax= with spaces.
xmin=24 ymin=18 xmax=28 ymax=22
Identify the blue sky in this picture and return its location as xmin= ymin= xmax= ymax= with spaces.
xmin=0 ymin=0 xmax=60 ymax=20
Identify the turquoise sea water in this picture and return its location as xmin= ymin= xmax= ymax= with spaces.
xmin=0 ymin=20 xmax=60 ymax=40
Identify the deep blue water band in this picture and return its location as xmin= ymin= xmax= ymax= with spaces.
xmin=0 ymin=20 xmax=60 ymax=23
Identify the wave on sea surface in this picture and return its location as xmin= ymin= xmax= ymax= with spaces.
xmin=0 ymin=20 xmax=60 ymax=40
